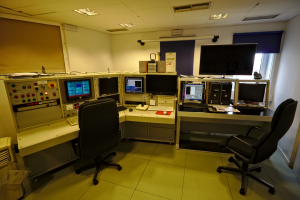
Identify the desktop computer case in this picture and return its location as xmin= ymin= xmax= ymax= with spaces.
xmin=209 ymin=83 xmax=221 ymax=104
xmin=220 ymin=83 xmax=232 ymax=105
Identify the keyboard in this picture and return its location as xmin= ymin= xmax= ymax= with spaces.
xmin=148 ymin=106 xmax=174 ymax=111
xmin=117 ymin=106 xmax=127 ymax=112
xmin=67 ymin=116 xmax=78 ymax=126
xmin=233 ymin=106 xmax=265 ymax=111
xmin=182 ymin=103 xmax=208 ymax=108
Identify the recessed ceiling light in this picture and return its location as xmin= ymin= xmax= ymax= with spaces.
xmin=210 ymin=13 xmax=228 ymax=20
xmin=119 ymin=23 xmax=135 ymax=28
xmin=74 ymin=8 xmax=98 ymax=16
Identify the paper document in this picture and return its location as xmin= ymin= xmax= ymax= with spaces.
xmin=214 ymin=106 xmax=240 ymax=113
xmin=157 ymin=95 xmax=174 ymax=107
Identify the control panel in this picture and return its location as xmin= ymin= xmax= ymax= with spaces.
xmin=7 ymin=80 xmax=59 ymax=105
xmin=62 ymin=102 xmax=85 ymax=118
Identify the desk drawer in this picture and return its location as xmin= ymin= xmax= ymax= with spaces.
xmin=149 ymin=127 xmax=174 ymax=142
xmin=125 ymin=122 xmax=148 ymax=139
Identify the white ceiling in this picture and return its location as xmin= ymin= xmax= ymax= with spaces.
xmin=1 ymin=0 xmax=300 ymax=34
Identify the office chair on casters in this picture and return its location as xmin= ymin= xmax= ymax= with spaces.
xmin=217 ymin=98 xmax=298 ymax=195
xmin=75 ymin=98 xmax=122 ymax=185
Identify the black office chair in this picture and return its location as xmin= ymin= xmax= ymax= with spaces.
xmin=75 ymin=98 xmax=122 ymax=185
xmin=217 ymin=98 xmax=298 ymax=195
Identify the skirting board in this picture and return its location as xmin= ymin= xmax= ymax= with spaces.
xmin=277 ymin=145 xmax=293 ymax=167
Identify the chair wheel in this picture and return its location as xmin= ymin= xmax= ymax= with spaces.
xmin=217 ymin=168 xmax=222 ymax=173
xmin=256 ymin=168 xmax=262 ymax=172
xmin=239 ymin=188 xmax=246 ymax=195
xmin=228 ymin=157 xmax=234 ymax=162
xmin=269 ymin=188 xmax=275 ymax=194
xmin=112 ymin=152 xmax=117 ymax=156
xmin=118 ymin=166 xmax=122 ymax=171
xmin=93 ymin=179 xmax=99 ymax=185
xmin=75 ymin=169 xmax=81 ymax=174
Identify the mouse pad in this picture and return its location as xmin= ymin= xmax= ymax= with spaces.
xmin=156 ymin=111 xmax=171 ymax=115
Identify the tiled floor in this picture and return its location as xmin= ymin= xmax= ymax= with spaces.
xmin=23 ymin=141 xmax=300 ymax=200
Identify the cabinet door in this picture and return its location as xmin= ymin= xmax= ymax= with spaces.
xmin=125 ymin=122 xmax=148 ymax=139
xmin=149 ymin=123 xmax=175 ymax=142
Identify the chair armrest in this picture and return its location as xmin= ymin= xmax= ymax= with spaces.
xmin=246 ymin=126 xmax=268 ymax=136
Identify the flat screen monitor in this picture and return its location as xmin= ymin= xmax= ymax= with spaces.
xmin=182 ymin=84 xmax=204 ymax=101
xmin=146 ymin=75 xmax=177 ymax=95
xmin=199 ymin=44 xmax=257 ymax=75
xmin=65 ymin=79 xmax=92 ymax=101
xmin=238 ymin=84 xmax=266 ymax=102
xmin=125 ymin=77 xmax=144 ymax=93
xmin=99 ymin=77 xmax=118 ymax=96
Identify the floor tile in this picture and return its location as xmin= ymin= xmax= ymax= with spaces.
xmin=269 ymin=150 xmax=285 ymax=163
xmin=132 ymin=190 xmax=171 ymax=200
xmin=25 ymin=170 xmax=92 ymax=200
xmin=262 ymin=159 xmax=300 ymax=191
xmin=227 ymin=177 xmax=284 ymax=200
xmin=136 ymin=161 xmax=185 ymax=200
xmin=80 ymin=180 xmax=134 ymax=200
xmin=150 ymin=143 xmax=187 ymax=167
xmin=99 ymin=153 xmax=149 ymax=189
xmin=185 ymin=150 xmax=225 ymax=176
xmin=277 ymin=187 xmax=300 ymax=200
xmin=182 ymin=168 xmax=232 ymax=200
xmin=117 ymin=140 xmax=157 ymax=160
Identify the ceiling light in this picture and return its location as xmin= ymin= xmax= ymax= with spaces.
xmin=210 ymin=13 xmax=228 ymax=20
xmin=119 ymin=23 xmax=135 ymax=28
xmin=74 ymin=8 xmax=98 ymax=16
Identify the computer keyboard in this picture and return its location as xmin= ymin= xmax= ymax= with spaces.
xmin=67 ymin=116 xmax=78 ymax=126
xmin=117 ymin=106 xmax=127 ymax=112
xmin=148 ymin=106 xmax=174 ymax=111
xmin=182 ymin=103 xmax=208 ymax=108
xmin=233 ymin=106 xmax=265 ymax=111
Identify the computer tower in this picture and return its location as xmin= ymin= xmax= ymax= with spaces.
xmin=220 ymin=83 xmax=232 ymax=105
xmin=209 ymin=83 xmax=221 ymax=104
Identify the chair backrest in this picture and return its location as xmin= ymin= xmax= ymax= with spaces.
xmin=78 ymin=98 xmax=120 ymax=159
xmin=254 ymin=99 xmax=298 ymax=163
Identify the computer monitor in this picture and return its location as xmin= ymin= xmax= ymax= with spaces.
xmin=65 ymin=79 xmax=92 ymax=101
xmin=238 ymin=84 xmax=266 ymax=102
xmin=199 ymin=44 xmax=257 ymax=75
xmin=146 ymin=75 xmax=177 ymax=95
xmin=99 ymin=77 xmax=118 ymax=96
xmin=182 ymin=84 xmax=204 ymax=101
xmin=125 ymin=77 xmax=144 ymax=93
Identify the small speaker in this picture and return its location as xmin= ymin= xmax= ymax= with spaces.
xmin=209 ymin=83 xmax=221 ymax=104
xmin=157 ymin=61 xmax=166 ymax=73
xmin=139 ymin=61 xmax=147 ymax=73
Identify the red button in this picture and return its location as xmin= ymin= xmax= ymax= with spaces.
xmin=13 ymin=90 xmax=16 ymax=93
xmin=51 ymin=84 xmax=54 ymax=87
xmin=41 ymin=97 xmax=44 ymax=100
xmin=14 ymin=95 xmax=18 ymax=99
xmin=28 ymin=85 xmax=31 ymax=89
xmin=34 ymin=83 xmax=38 ymax=86
xmin=21 ymin=95 xmax=25 ymax=98
xmin=32 ymin=93 xmax=35 ymax=96
xmin=27 ymin=94 xmax=30 ymax=97
xmin=53 ymin=92 xmax=56 ymax=96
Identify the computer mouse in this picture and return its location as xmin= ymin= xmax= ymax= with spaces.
xmin=163 ymin=111 xmax=167 ymax=115
xmin=129 ymin=108 xmax=133 ymax=112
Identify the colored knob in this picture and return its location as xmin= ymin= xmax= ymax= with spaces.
xmin=21 ymin=95 xmax=25 ymax=98
xmin=14 ymin=95 xmax=18 ymax=99
xmin=34 ymin=82 xmax=38 ymax=86
xmin=13 ymin=89 xmax=16 ymax=93
xmin=12 ymin=84 xmax=15 ymax=87
xmin=33 ymin=98 xmax=36 ymax=101
xmin=46 ymin=97 xmax=49 ymax=100
xmin=41 ymin=97 xmax=44 ymax=100
xmin=27 ymin=94 xmax=30 ymax=97
xmin=22 ymin=100 xmax=26 ymax=103
xmin=40 ymin=92 xmax=43 ymax=96
xmin=51 ymin=84 xmax=54 ymax=87
xmin=23 ymin=86 xmax=26 ymax=89
xmin=53 ymin=92 xmax=56 ymax=96
xmin=28 ymin=99 xmax=31 ymax=102
xmin=28 ymin=85 xmax=31 ymax=89
xmin=32 ymin=93 xmax=35 ymax=96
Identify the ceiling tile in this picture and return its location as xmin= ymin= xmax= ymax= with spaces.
xmin=15 ymin=1 xmax=83 ymax=15
xmin=33 ymin=12 xmax=84 ymax=25
xmin=177 ymin=18 xmax=208 ymax=26
xmin=139 ymin=13 xmax=176 ymax=21
xmin=212 ymin=0 xmax=258 ymax=13
xmin=237 ymin=12 xmax=299 ymax=25
xmin=101 ymin=12 xmax=139 ymax=21
xmin=0 ymin=7 xmax=31 ymax=17
xmin=178 ymin=24 xmax=207 ymax=29
xmin=0 ymin=0 xmax=63 ymax=9
xmin=287 ymin=6 xmax=300 ymax=13
xmin=112 ymin=18 xmax=148 ymax=25
xmin=173 ymin=9 xmax=211 ymax=20
xmin=134 ymin=7 xmax=173 ymax=17
xmin=122 ymin=0 xmax=169 ymax=11
xmin=248 ymin=0 xmax=300 ymax=15
xmin=207 ymin=11 xmax=248 ymax=25
xmin=72 ymin=0 xmax=122 ymax=8
xmin=91 ymin=4 xmax=131 ymax=15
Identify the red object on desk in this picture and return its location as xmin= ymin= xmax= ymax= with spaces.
xmin=156 ymin=111 xmax=171 ymax=115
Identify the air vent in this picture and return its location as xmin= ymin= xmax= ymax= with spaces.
xmin=173 ymin=2 xmax=211 ymax=13
xmin=0 ymin=149 xmax=11 ymax=166
xmin=106 ymin=28 xmax=128 ymax=32
xmin=243 ymin=14 xmax=280 ymax=21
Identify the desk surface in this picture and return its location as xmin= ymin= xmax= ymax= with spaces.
xmin=124 ymin=109 xmax=175 ymax=124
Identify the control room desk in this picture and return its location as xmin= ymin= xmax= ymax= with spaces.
xmin=176 ymin=106 xmax=274 ymax=149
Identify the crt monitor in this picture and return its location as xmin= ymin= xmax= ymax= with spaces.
xmin=238 ymin=84 xmax=266 ymax=102
xmin=146 ymin=75 xmax=177 ymax=95
xmin=182 ymin=84 xmax=204 ymax=101
xmin=125 ymin=77 xmax=144 ymax=93
xmin=199 ymin=44 xmax=257 ymax=75
xmin=99 ymin=77 xmax=118 ymax=96
xmin=65 ymin=79 xmax=92 ymax=101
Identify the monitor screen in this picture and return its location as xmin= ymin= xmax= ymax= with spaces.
xmin=65 ymin=79 xmax=92 ymax=101
xmin=238 ymin=84 xmax=266 ymax=102
xmin=146 ymin=75 xmax=177 ymax=95
xmin=182 ymin=84 xmax=204 ymax=101
xmin=199 ymin=44 xmax=257 ymax=75
xmin=99 ymin=77 xmax=118 ymax=96
xmin=125 ymin=77 xmax=144 ymax=93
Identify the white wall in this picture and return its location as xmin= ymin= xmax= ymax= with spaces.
xmin=272 ymin=14 xmax=300 ymax=179
xmin=64 ymin=27 xmax=113 ymax=73
xmin=111 ymin=22 xmax=286 ymax=76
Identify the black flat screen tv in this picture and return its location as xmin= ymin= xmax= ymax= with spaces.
xmin=199 ymin=44 xmax=257 ymax=75
xmin=99 ymin=77 xmax=118 ymax=96
xmin=146 ymin=75 xmax=177 ymax=95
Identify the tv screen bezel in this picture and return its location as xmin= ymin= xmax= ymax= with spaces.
xmin=146 ymin=75 xmax=177 ymax=95
xmin=65 ymin=79 xmax=93 ymax=101
xmin=99 ymin=77 xmax=119 ymax=96
xmin=124 ymin=77 xmax=144 ymax=93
